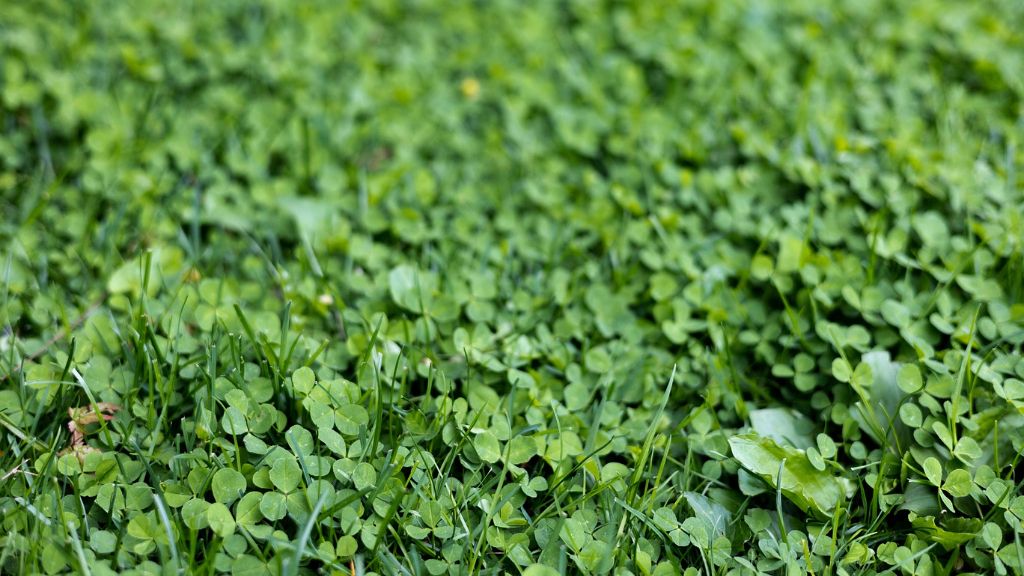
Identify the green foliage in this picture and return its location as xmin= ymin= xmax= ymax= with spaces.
xmin=2 ymin=0 xmax=1024 ymax=574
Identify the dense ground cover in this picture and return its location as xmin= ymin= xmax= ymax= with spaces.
xmin=2 ymin=0 xmax=1024 ymax=574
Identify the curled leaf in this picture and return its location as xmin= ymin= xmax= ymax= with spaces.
xmin=729 ymin=433 xmax=851 ymax=519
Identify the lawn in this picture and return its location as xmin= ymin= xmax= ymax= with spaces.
xmin=2 ymin=0 xmax=1024 ymax=575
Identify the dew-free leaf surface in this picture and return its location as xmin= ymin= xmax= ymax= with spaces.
xmin=2 ymin=0 xmax=1024 ymax=574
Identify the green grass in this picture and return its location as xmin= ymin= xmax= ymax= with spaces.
xmin=2 ymin=0 xmax=1024 ymax=575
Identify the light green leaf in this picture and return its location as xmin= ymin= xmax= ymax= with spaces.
xmin=259 ymin=492 xmax=287 ymax=521
xmin=207 ymin=502 xmax=236 ymax=537
xmin=292 ymin=367 xmax=316 ymax=396
xmin=182 ymin=498 xmax=211 ymax=530
xmin=222 ymin=406 xmax=248 ymax=435
xmin=683 ymin=492 xmax=731 ymax=540
xmin=729 ymin=433 xmax=850 ymax=518
xmin=832 ymin=358 xmax=852 ymax=383
xmin=231 ymin=554 xmax=272 ymax=576
xmin=507 ymin=435 xmax=537 ymax=465
xmin=269 ymin=456 xmax=301 ymax=494
xmin=897 ymin=364 xmax=923 ymax=393
xmin=335 ymin=404 xmax=369 ymax=435
xmin=578 ymin=540 xmax=613 ymax=573
xmin=234 ymin=492 xmax=263 ymax=527
xmin=899 ymin=403 xmax=923 ymax=427
xmin=776 ymin=235 xmax=805 ymax=273
xmin=912 ymin=516 xmax=982 ymax=550
xmin=127 ymin=513 xmax=157 ymax=541
xmin=923 ymin=457 xmax=943 ymax=486
xmin=305 ymin=399 xmax=334 ymax=430
xmin=523 ymin=565 xmax=561 ymax=576
xmin=748 ymin=408 xmax=815 ymax=449
xmin=474 ymin=430 xmax=502 ymax=463
xmin=318 ymin=428 xmax=347 ymax=455
xmin=424 ymin=559 xmax=448 ymax=575
xmin=389 ymin=264 xmax=436 ymax=312
xmin=336 ymin=535 xmax=358 ymax=559
xmin=565 ymin=379 xmax=589 ymax=409
xmin=352 ymin=462 xmax=377 ymax=491
xmin=559 ymin=517 xmax=590 ymax=551
xmin=89 ymin=530 xmax=117 ymax=554
xmin=942 ymin=469 xmax=973 ymax=498
xmin=212 ymin=468 xmax=247 ymax=505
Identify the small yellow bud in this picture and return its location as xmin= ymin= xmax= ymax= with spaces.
xmin=460 ymin=77 xmax=481 ymax=100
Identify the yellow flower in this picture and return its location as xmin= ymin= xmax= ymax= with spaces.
xmin=460 ymin=77 xmax=481 ymax=100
